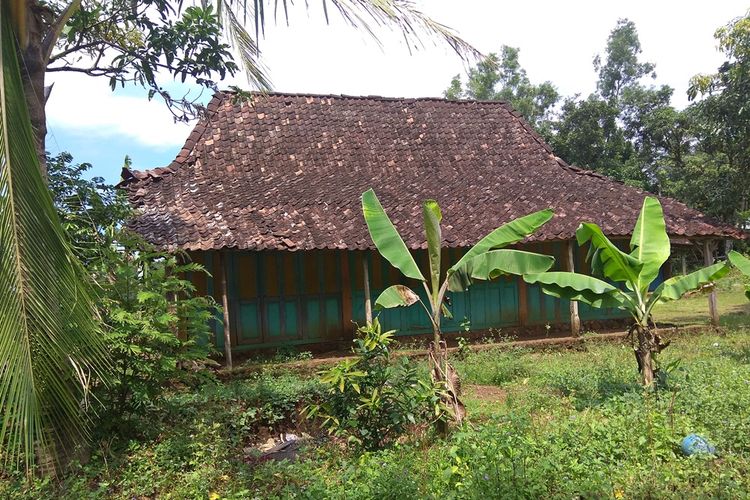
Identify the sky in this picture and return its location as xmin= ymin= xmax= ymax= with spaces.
xmin=45 ymin=0 xmax=749 ymax=183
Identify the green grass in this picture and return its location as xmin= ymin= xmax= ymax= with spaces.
xmin=4 ymin=323 xmax=750 ymax=499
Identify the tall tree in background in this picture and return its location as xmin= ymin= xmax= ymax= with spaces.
xmin=444 ymin=46 xmax=559 ymax=138
xmin=552 ymin=19 xmax=678 ymax=191
xmin=685 ymin=12 xmax=750 ymax=229
xmin=11 ymin=0 xmax=477 ymax=176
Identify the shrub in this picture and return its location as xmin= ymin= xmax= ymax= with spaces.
xmin=305 ymin=320 xmax=443 ymax=449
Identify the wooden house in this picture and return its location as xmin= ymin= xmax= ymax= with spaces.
xmin=121 ymin=92 xmax=741 ymax=353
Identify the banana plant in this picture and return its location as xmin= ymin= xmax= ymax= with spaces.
xmin=361 ymin=189 xmax=555 ymax=424
xmin=728 ymin=251 xmax=750 ymax=300
xmin=524 ymin=197 xmax=729 ymax=386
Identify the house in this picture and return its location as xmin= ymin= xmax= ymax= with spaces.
xmin=121 ymin=92 xmax=741 ymax=353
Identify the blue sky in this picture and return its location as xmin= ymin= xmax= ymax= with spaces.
xmin=45 ymin=0 xmax=750 ymax=184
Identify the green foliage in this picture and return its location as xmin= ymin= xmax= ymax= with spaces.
xmin=687 ymin=12 xmax=750 ymax=228
xmin=47 ymin=153 xmax=221 ymax=436
xmin=444 ymin=46 xmax=560 ymax=137
xmin=54 ymin=1 xmax=242 ymax=120
xmin=305 ymin=320 xmax=442 ymax=450
xmin=4 ymin=329 xmax=750 ymax=498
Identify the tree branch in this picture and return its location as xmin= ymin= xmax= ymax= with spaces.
xmin=42 ymin=0 xmax=82 ymax=63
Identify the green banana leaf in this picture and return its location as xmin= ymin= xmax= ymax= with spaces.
xmin=374 ymin=285 xmax=421 ymax=310
xmin=524 ymin=272 xmax=627 ymax=309
xmin=423 ymin=199 xmax=442 ymax=301
xmin=651 ymin=262 xmax=730 ymax=304
xmin=630 ymin=197 xmax=670 ymax=293
xmin=448 ymin=249 xmax=554 ymax=292
xmin=362 ymin=189 xmax=424 ymax=281
xmin=729 ymin=250 xmax=750 ymax=275
xmin=577 ymin=223 xmax=643 ymax=286
xmin=728 ymin=251 xmax=750 ymax=300
xmin=448 ymin=209 xmax=554 ymax=275
xmin=0 ymin=5 xmax=110 ymax=472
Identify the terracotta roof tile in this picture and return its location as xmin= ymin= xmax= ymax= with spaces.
xmin=121 ymin=91 xmax=744 ymax=251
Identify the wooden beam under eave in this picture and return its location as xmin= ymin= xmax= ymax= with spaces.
xmin=703 ymin=240 xmax=720 ymax=327
xmin=565 ymin=240 xmax=581 ymax=336
xmin=517 ymin=276 xmax=528 ymax=327
xmin=340 ymin=251 xmax=354 ymax=338
xmin=217 ymin=251 xmax=233 ymax=369
xmin=363 ymin=251 xmax=373 ymax=324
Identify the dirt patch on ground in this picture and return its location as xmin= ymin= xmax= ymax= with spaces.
xmin=466 ymin=384 xmax=508 ymax=403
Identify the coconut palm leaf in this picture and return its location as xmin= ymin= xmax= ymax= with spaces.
xmin=215 ymin=0 xmax=480 ymax=90
xmin=1 ymin=5 xmax=109 ymax=472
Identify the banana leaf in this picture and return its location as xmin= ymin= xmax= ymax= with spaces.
xmin=362 ymin=189 xmax=424 ymax=282
xmin=423 ymin=199 xmax=442 ymax=301
xmin=448 ymin=209 xmax=553 ymax=275
xmin=650 ymin=262 xmax=730 ymax=304
xmin=728 ymin=251 xmax=750 ymax=300
xmin=448 ymin=249 xmax=554 ymax=292
xmin=577 ymin=223 xmax=642 ymax=286
xmin=630 ymin=197 xmax=670 ymax=293
xmin=524 ymin=272 xmax=627 ymax=309
xmin=374 ymin=285 xmax=420 ymax=309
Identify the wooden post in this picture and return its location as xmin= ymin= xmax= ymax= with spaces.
xmin=565 ymin=240 xmax=581 ymax=336
xmin=517 ymin=277 xmax=528 ymax=327
xmin=681 ymin=254 xmax=688 ymax=276
xmin=217 ymin=251 xmax=233 ymax=369
xmin=340 ymin=251 xmax=353 ymax=337
xmin=363 ymin=252 xmax=372 ymax=324
xmin=703 ymin=240 xmax=720 ymax=327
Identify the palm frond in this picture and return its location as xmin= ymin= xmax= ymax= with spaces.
xmin=215 ymin=0 xmax=480 ymax=90
xmin=0 ymin=4 xmax=109 ymax=473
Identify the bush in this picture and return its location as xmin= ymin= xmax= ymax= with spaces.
xmin=306 ymin=320 xmax=442 ymax=449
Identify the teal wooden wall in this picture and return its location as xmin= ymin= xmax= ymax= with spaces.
xmin=190 ymin=243 xmax=633 ymax=351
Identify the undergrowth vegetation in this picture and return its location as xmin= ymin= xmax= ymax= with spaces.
xmin=3 ymin=327 xmax=749 ymax=498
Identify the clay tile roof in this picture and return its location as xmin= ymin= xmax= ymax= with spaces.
xmin=121 ymin=91 xmax=745 ymax=252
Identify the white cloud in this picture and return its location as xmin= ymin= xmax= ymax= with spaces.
xmin=45 ymin=72 xmax=195 ymax=148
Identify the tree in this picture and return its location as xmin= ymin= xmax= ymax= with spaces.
xmin=524 ymin=197 xmax=729 ymax=386
xmin=444 ymin=46 xmax=559 ymax=137
xmin=594 ymin=19 xmax=655 ymax=103
xmin=361 ymin=188 xmax=554 ymax=424
xmin=688 ymin=12 xmax=750 ymax=230
xmin=1 ymin=5 xmax=110 ymax=473
xmin=552 ymin=19 xmax=675 ymax=191
xmin=11 ymin=0 xmax=477 ymax=176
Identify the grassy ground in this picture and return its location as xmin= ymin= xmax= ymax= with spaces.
xmin=4 ymin=323 xmax=749 ymax=499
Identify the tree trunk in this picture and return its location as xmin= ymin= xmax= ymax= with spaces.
xmin=428 ymin=318 xmax=465 ymax=430
xmin=635 ymin=325 xmax=655 ymax=387
xmin=19 ymin=2 xmax=49 ymax=178
xmin=632 ymin=322 xmax=670 ymax=387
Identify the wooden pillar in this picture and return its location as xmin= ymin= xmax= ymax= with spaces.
xmin=340 ymin=251 xmax=353 ymax=337
xmin=363 ymin=251 xmax=372 ymax=324
xmin=217 ymin=251 xmax=233 ymax=369
xmin=517 ymin=277 xmax=528 ymax=327
xmin=703 ymin=240 xmax=720 ymax=327
xmin=565 ymin=240 xmax=581 ymax=336
xmin=681 ymin=254 xmax=688 ymax=275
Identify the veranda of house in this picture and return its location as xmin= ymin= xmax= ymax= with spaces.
xmin=187 ymin=242 xmax=667 ymax=352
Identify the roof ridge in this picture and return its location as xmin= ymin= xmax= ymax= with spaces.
xmin=219 ymin=89 xmax=513 ymax=106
